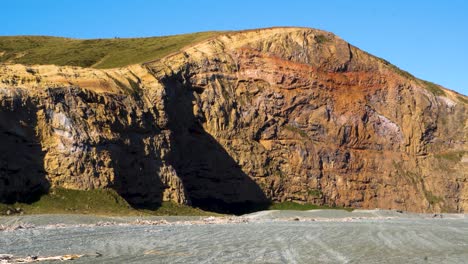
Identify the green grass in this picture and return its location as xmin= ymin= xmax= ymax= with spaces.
xmin=0 ymin=188 xmax=220 ymax=216
xmin=457 ymin=95 xmax=468 ymax=104
xmin=307 ymin=189 xmax=323 ymax=197
xmin=424 ymin=190 xmax=443 ymax=205
xmin=314 ymin=34 xmax=330 ymax=44
xmin=0 ymin=32 xmax=221 ymax=69
xmin=377 ymin=57 xmax=416 ymax=80
xmin=139 ymin=202 xmax=223 ymax=216
xmin=393 ymin=161 xmax=446 ymax=207
xmin=421 ymin=80 xmax=446 ymax=96
xmin=0 ymin=189 xmax=356 ymax=216
xmin=0 ymin=31 xmax=455 ymax=100
xmin=268 ymin=201 xmax=353 ymax=211
xmin=434 ymin=151 xmax=466 ymax=162
xmin=371 ymin=53 xmax=449 ymax=96
xmin=392 ymin=160 xmax=423 ymax=186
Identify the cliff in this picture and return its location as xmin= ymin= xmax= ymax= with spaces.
xmin=0 ymin=27 xmax=466 ymax=213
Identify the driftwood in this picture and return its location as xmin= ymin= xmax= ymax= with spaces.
xmin=0 ymin=223 xmax=35 ymax=232
xmin=0 ymin=254 xmax=87 ymax=263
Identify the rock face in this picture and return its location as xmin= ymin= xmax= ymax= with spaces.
xmin=0 ymin=27 xmax=467 ymax=213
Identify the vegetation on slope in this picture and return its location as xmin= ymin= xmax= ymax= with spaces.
xmin=0 ymin=188 xmax=219 ymax=216
xmin=0 ymin=30 xmax=457 ymax=98
xmin=365 ymin=52 xmax=448 ymax=96
xmin=0 ymin=188 xmax=354 ymax=216
xmin=434 ymin=150 xmax=466 ymax=162
xmin=0 ymin=31 xmax=220 ymax=68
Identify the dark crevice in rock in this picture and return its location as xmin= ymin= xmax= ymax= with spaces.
xmin=0 ymin=97 xmax=49 ymax=203
xmin=161 ymin=71 xmax=269 ymax=214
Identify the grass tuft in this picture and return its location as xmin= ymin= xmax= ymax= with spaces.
xmin=434 ymin=151 xmax=466 ymax=162
xmin=307 ymin=189 xmax=323 ymax=197
xmin=314 ymin=34 xmax=330 ymax=44
xmin=424 ymin=190 xmax=443 ymax=205
xmin=421 ymin=80 xmax=446 ymax=96
xmin=457 ymin=95 xmax=468 ymax=104
xmin=283 ymin=125 xmax=308 ymax=138
xmin=372 ymin=54 xmax=448 ymax=96
xmin=377 ymin=57 xmax=416 ymax=80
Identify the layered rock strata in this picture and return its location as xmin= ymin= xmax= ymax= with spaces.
xmin=0 ymin=27 xmax=466 ymax=213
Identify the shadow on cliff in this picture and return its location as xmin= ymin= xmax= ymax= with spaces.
xmin=0 ymin=96 xmax=49 ymax=203
xmin=101 ymin=94 xmax=166 ymax=209
xmin=161 ymin=73 xmax=269 ymax=215
xmin=105 ymin=135 xmax=166 ymax=209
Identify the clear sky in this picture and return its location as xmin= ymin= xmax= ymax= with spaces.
xmin=2 ymin=0 xmax=467 ymax=95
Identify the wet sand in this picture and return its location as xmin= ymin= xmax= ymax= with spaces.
xmin=1 ymin=210 xmax=467 ymax=263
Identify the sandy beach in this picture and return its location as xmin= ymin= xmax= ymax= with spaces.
xmin=1 ymin=210 xmax=467 ymax=263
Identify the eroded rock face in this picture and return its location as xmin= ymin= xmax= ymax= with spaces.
xmin=0 ymin=27 xmax=466 ymax=213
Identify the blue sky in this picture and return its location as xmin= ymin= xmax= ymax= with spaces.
xmin=2 ymin=0 xmax=467 ymax=95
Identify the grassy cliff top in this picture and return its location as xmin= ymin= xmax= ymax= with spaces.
xmin=0 ymin=31 xmax=220 ymax=69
